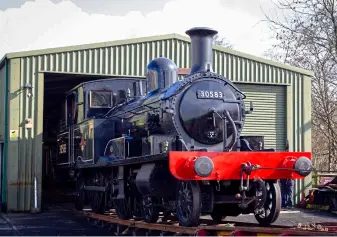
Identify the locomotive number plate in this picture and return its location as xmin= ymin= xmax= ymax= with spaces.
xmin=196 ymin=90 xmax=224 ymax=99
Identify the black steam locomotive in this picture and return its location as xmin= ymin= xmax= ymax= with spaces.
xmin=54 ymin=27 xmax=312 ymax=227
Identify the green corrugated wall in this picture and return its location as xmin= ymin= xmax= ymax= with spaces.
xmin=1 ymin=35 xmax=312 ymax=211
xmin=235 ymin=84 xmax=286 ymax=151
xmin=0 ymin=64 xmax=5 ymax=138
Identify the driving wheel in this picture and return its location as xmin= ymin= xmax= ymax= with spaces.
xmin=88 ymin=173 xmax=105 ymax=214
xmin=175 ymin=181 xmax=201 ymax=227
xmin=89 ymin=191 xmax=105 ymax=214
xmin=254 ymin=181 xmax=281 ymax=226
xmin=115 ymin=198 xmax=132 ymax=220
xmin=142 ymin=196 xmax=160 ymax=223
xmin=74 ymin=177 xmax=85 ymax=211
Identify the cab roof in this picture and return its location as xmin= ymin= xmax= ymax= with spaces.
xmin=65 ymin=76 xmax=146 ymax=95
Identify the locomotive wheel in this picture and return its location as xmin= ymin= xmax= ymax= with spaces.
xmin=74 ymin=177 xmax=85 ymax=211
xmin=210 ymin=206 xmax=226 ymax=223
xmin=88 ymin=173 xmax=105 ymax=214
xmin=176 ymin=181 xmax=201 ymax=227
xmin=89 ymin=191 xmax=105 ymax=214
xmin=254 ymin=181 xmax=281 ymax=226
xmin=141 ymin=196 xmax=159 ymax=223
xmin=115 ymin=198 xmax=132 ymax=220
xmin=133 ymin=196 xmax=143 ymax=218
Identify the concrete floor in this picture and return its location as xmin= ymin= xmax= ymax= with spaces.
xmin=0 ymin=205 xmax=112 ymax=236
xmin=223 ymin=208 xmax=337 ymax=227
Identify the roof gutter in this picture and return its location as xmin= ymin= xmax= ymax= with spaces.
xmin=1 ymin=57 xmax=9 ymax=212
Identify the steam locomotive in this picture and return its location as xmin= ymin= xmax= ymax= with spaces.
xmin=55 ymin=27 xmax=312 ymax=227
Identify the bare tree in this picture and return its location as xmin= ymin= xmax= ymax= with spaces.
xmin=213 ymin=35 xmax=234 ymax=49
xmin=263 ymin=0 xmax=337 ymax=171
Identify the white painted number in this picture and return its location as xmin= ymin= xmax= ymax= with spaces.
xmin=198 ymin=90 xmax=224 ymax=98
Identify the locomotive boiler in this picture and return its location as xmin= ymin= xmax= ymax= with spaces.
xmin=56 ymin=27 xmax=313 ymax=227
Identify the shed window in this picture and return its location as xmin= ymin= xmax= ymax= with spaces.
xmin=89 ymin=90 xmax=112 ymax=108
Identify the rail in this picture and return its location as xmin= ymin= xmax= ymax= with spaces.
xmin=69 ymin=208 xmax=337 ymax=236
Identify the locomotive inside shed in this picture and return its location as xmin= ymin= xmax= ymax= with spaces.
xmin=41 ymin=72 xmax=146 ymax=193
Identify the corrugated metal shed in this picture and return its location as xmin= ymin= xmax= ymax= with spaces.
xmin=0 ymin=33 xmax=313 ymax=212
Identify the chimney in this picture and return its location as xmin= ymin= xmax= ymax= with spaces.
xmin=185 ymin=27 xmax=218 ymax=74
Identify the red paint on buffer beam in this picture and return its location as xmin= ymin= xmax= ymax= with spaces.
xmin=169 ymin=151 xmax=312 ymax=180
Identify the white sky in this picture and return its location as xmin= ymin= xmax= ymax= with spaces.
xmin=0 ymin=0 xmax=278 ymax=58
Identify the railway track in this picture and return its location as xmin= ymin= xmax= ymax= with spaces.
xmin=65 ymin=206 xmax=337 ymax=236
xmin=45 ymin=190 xmax=337 ymax=236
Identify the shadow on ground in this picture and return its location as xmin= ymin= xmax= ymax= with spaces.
xmin=0 ymin=205 xmax=112 ymax=236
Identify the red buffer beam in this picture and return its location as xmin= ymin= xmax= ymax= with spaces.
xmin=169 ymin=151 xmax=312 ymax=180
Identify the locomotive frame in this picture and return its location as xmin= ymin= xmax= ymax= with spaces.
xmin=53 ymin=27 xmax=312 ymax=227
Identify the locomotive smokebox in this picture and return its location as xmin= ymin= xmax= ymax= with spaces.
xmin=185 ymin=27 xmax=218 ymax=74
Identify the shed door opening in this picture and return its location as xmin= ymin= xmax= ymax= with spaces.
xmin=42 ymin=73 xmax=113 ymax=203
xmin=42 ymin=73 xmax=146 ymax=206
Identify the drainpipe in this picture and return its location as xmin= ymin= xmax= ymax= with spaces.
xmin=1 ymin=57 xmax=9 ymax=212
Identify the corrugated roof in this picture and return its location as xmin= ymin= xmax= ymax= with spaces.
xmin=0 ymin=33 xmax=313 ymax=76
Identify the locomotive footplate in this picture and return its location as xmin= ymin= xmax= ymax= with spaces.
xmin=75 ymin=152 xmax=169 ymax=169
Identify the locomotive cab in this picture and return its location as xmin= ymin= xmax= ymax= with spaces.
xmin=54 ymin=77 xmax=145 ymax=182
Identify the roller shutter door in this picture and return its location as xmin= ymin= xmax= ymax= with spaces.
xmin=235 ymin=84 xmax=286 ymax=151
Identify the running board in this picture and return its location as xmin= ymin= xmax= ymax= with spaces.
xmin=83 ymin=186 xmax=107 ymax=192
